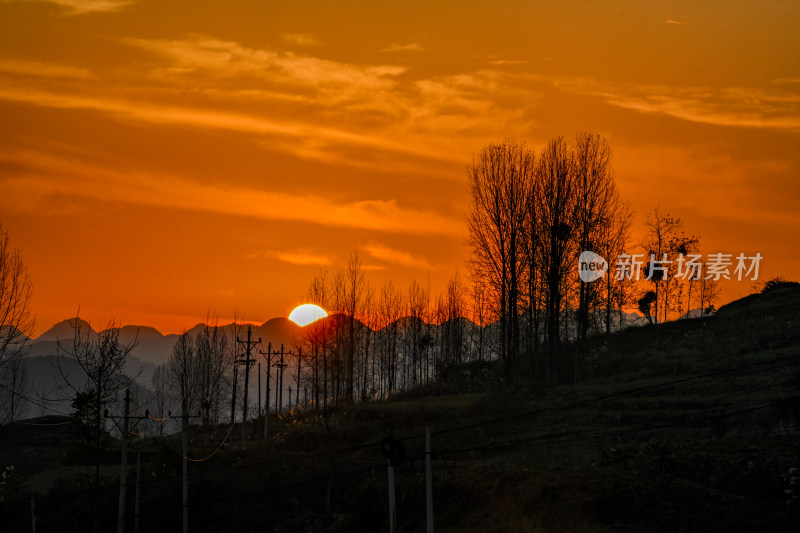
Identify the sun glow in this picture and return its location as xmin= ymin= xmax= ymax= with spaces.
xmin=288 ymin=303 xmax=328 ymax=326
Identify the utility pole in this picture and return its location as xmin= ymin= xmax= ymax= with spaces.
xmin=236 ymin=326 xmax=261 ymax=443
xmin=388 ymin=460 xmax=397 ymax=533
xmin=174 ymin=376 xmax=201 ymax=533
xmin=134 ymin=446 xmax=142 ymax=533
xmin=230 ymin=363 xmax=238 ymax=426
xmin=295 ymin=347 xmax=303 ymax=409
xmin=104 ymin=389 xmax=148 ymax=533
xmin=179 ymin=397 xmax=201 ymax=533
xmin=273 ymin=344 xmax=289 ymax=415
xmin=380 ymin=436 xmax=404 ymax=533
xmin=259 ymin=343 xmax=273 ymax=438
xmin=30 ymin=494 xmax=36 ymax=533
xmin=118 ymin=391 xmax=129 ymax=533
xmin=426 ymin=426 xmax=434 ymax=533
xmin=257 ymin=360 xmax=262 ymax=421
xmin=182 ymin=397 xmax=188 ymax=533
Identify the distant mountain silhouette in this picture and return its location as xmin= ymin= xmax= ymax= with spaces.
xmin=36 ymin=318 xmax=95 ymax=343
xmin=258 ymin=317 xmax=304 ymax=350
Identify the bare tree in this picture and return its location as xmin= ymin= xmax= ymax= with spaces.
xmin=469 ymin=279 xmax=488 ymax=362
xmin=193 ymin=316 xmax=229 ymax=425
xmin=359 ymin=283 xmax=375 ymax=402
xmin=467 ymin=139 xmax=534 ymax=382
xmin=343 ymin=251 xmax=365 ymax=404
xmin=441 ymin=272 xmax=467 ymax=366
xmin=56 ymin=316 xmax=138 ymax=489
xmin=0 ymin=223 xmax=34 ymax=370
xmin=167 ymin=330 xmax=196 ymax=413
xmin=573 ymin=133 xmax=617 ymax=343
xmin=535 ymin=136 xmax=578 ymax=384
xmin=642 ymin=209 xmax=699 ymax=323
xmin=697 ymin=264 xmax=722 ymax=315
xmin=376 ymin=280 xmax=403 ymax=396
xmin=600 ymin=199 xmax=634 ymax=334
xmin=638 ymin=291 xmax=657 ymax=324
xmin=150 ymin=364 xmax=171 ymax=435
xmin=306 ymin=270 xmax=332 ymax=412
xmin=405 ymin=279 xmax=429 ymax=387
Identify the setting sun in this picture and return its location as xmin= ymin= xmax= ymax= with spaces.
xmin=288 ymin=303 xmax=328 ymax=327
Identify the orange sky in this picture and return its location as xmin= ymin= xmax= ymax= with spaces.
xmin=1 ymin=0 xmax=799 ymax=336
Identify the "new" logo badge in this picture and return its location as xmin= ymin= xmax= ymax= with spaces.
xmin=578 ymin=251 xmax=608 ymax=283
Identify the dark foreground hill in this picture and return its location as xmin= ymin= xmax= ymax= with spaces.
xmin=2 ymin=285 xmax=799 ymax=532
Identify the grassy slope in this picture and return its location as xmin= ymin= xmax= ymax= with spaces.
xmin=2 ymin=285 xmax=800 ymax=532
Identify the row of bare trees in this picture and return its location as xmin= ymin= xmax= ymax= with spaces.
xmin=279 ymin=135 xmax=729 ymax=406
xmin=638 ymin=209 xmax=721 ymax=324
xmin=296 ymin=255 xmax=489 ymax=410
xmin=467 ymin=135 xmax=633 ymax=384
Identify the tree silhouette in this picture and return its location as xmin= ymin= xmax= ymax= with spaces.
xmin=0 ymin=223 xmax=34 ymax=392
xmin=638 ymin=291 xmax=657 ymax=324
xmin=467 ymin=139 xmax=534 ymax=382
xmin=55 ymin=316 xmax=138 ymax=490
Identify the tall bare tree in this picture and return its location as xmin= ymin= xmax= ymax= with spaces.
xmin=343 ymin=251 xmax=365 ymax=404
xmin=377 ymin=280 xmax=403 ymax=396
xmin=600 ymin=199 xmax=634 ymax=334
xmin=150 ymin=363 xmax=171 ymax=435
xmin=642 ymin=209 xmax=692 ymax=323
xmin=572 ymin=133 xmax=617 ymax=343
xmin=167 ymin=330 xmax=196 ymax=412
xmin=0 ymin=223 xmax=34 ymax=371
xmin=467 ymin=139 xmax=534 ymax=382
xmin=535 ymin=136 xmax=578 ymax=384
xmin=56 ymin=316 xmax=138 ymax=489
xmin=193 ymin=317 xmax=229 ymax=425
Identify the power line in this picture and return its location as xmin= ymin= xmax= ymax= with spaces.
xmin=11 ymin=352 xmax=799 ymax=521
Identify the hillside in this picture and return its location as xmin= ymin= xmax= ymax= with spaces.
xmin=1 ymin=285 xmax=799 ymax=532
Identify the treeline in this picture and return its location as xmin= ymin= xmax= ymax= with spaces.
xmin=466 ymin=135 xmax=631 ymax=384
xmin=290 ymin=134 xmax=727 ymax=406
xmin=1 ymin=133 xmax=731 ymax=429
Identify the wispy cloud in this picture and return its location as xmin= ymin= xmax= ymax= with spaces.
xmin=123 ymin=35 xmax=405 ymax=93
xmin=380 ymin=43 xmax=423 ymax=53
xmin=771 ymin=77 xmax=800 ymax=85
xmin=280 ymin=33 xmax=319 ymax=47
xmin=665 ymin=19 xmax=693 ymax=25
xmin=7 ymin=0 xmax=134 ymax=14
xmin=271 ymin=249 xmax=332 ymax=266
xmin=0 ymin=86 xmax=461 ymax=164
xmin=535 ymin=75 xmax=800 ymax=132
xmin=363 ymin=243 xmax=435 ymax=270
xmin=0 ymin=35 xmax=543 ymax=172
xmin=0 ymin=151 xmax=464 ymax=236
xmin=0 ymin=59 xmax=94 ymax=79
xmin=488 ymin=59 xmax=528 ymax=66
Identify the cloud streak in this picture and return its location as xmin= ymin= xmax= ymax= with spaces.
xmin=0 ymin=35 xmax=539 ymax=173
xmin=537 ymin=75 xmax=800 ymax=132
xmin=363 ymin=243 xmax=436 ymax=270
xmin=0 ymin=151 xmax=463 ymax=236
xmin=259 ymin=249 xmax=333 ymax=266
xmin=380 ymin=43 xmax=423 ymax=53
xmin=7 ymin=0 xmax=133 ymax=14
xmin=280 ymin=33 xmax=319 ymax=47
xmin=0 ymin=59 xmax=94 ymax=79
xmin=0 ymin=85 xmax=464 ymax=165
